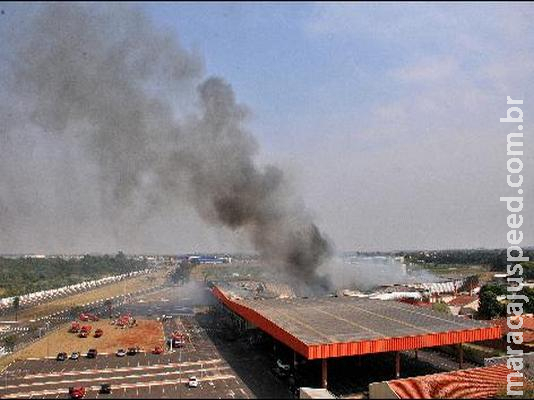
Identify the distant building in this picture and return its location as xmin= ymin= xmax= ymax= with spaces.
xmin=23 ymin=254 xmax=46 ymax=259
xmin=446 ymin=295 xmax=479 ymax=316
xmin=187 ymin=255 xmax=231 ymax=264
xmin=493 ymin=314 xmax=534 ymax=348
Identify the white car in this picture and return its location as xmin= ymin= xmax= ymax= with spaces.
xmin=116 ymin=349 xmax=126 ymax=357
xmin=188 ymin=376 xmax=199 ymax=388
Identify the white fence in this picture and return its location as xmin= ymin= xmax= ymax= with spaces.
xmin=0 ymin=269 xmax=152 ymax=312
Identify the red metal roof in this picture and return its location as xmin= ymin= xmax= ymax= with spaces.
xmin=397 ymin=298 xmax=433 ymax=308
xmin=493 ymin=315 xmax=534 ymax=343
xmin=212 ymin=286 xmax=502 ymax=360
xmin=446 ymin=295 xmax=478 ymax=307
xmin=388 ymin=364 xmax=525 ymax=398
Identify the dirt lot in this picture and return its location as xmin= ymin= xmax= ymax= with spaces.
xmin=16 ymin=269 xmax=170 ymax=321
xmin=8 ymin=319 xmax=164 ymax=359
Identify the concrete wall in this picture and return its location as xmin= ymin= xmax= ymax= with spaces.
xmin=299 ymin=387 xmax=335 ymax=399
xmin=369 ymin=382 xmax=399 ymax=399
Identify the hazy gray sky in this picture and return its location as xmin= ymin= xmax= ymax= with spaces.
xmin=0 ymin=3 xmax=532 ymax=254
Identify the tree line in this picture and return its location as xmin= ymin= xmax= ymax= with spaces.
xmin=401 ymin=249 xmax=534 ymax=270
xmin=0 ymin=252 xmax=148 ymax=297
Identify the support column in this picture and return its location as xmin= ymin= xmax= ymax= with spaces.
xmin=321 ymin=359 xmax=328 ymax=388
xmin=395 ymin=352 xmax=401 ymax=378
xmin=458 ymin=344 xmax=464 ymax=369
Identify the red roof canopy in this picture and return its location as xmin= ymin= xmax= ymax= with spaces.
xmin=212 ymin=286 xmax=501 ymax=360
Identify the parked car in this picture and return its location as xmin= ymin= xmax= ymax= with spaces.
xmin=152 ymin=346 xmax=164 ymax=355
xmin=188 ymin=376 xmax=199 ymax=388
xmin=56 ymin=352 xmax=68 ymax=361
xmin=116 ymin=349 xmax=126 ymax=357
xmin=99 ymin=383 xmax=112 ymax=394
xmin=86 ymin=349 xmax=98 ymax=359
xmin=70 ymin=352 xmax=80 ymax=360
xmin=127 ymin=347 xmax=139 ymax=356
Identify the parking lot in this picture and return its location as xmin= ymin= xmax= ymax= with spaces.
xmin=1 ymin=353 xmax=248 ymax=399
xmin=0 ymin=284 xmax=290 ymax=399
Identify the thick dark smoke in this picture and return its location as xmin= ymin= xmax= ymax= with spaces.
xmin=0 ymin=4 xmax=332 ymax=289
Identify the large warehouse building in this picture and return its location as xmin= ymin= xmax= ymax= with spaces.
xmin=211 ymin=283 xmax=502 ymax=389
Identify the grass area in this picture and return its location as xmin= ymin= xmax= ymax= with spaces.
xmin=14 ymin=268 xmax=170 ymax=322
xmin=190 ymin=262 xmax=266 ymax=282
xmin=408 ymin=263 xmax=488 ymax=278
xmin=0 ymin=319 xmax=164 ymax=371
xmin=463 ymin=342 xmax=505 ymax=358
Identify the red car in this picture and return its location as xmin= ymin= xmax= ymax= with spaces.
xmin=69 ymin=386 xmax=86 ymax=399
xmin=152 ymin=346 xmax=164 ymax=355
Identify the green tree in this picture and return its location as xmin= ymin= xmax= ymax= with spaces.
xmin=2 ymin=334 xmax=17 ymax=352
xmin=522 ymin=261 xmax=534 ymax=281
xmin=478 ymin=286 xmax=506 ymax=319
xmin=432 ymin=301 xmax=451 ymax=314
xmin=104 ymin=299 xmax=113 ymax=319
xmin=13 ymin=296 xmax=20 ymax=321
xmin=170 ymin=261 xmax=193 ymax=284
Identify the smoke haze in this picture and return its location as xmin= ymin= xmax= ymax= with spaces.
xmin=0 ymin=4 xmax=331 ymax=287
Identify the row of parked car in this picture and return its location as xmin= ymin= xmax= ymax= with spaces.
xmin=56 ymin=349 xmax=97 ymax=361
xmin=58 ymin=346 xmax=165 ymax=361
xmin=68 ymin=378 xmax=198 ymax=399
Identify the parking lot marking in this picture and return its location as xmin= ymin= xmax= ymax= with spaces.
xmin=19 ymin=358 xmax=223 ymax=380
xmin=3 ymin=365 xmax=231 ymax=390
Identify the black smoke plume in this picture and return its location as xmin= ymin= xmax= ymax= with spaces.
xmin=0 ymin=4 xmax=332 ymax=289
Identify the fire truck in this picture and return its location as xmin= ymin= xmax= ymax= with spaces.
xmin=78 ymin=325 xmax=92 ymax=338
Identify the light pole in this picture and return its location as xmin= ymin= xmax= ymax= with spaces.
xmin=46 ymin=321 xmax=51 ymax=358
xmin=179 ymin=345 xmax=182 ymax=399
